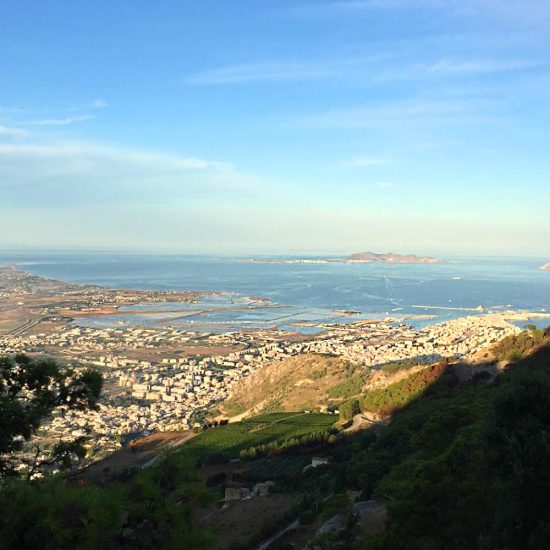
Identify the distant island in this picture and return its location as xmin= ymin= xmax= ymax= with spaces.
xmin=541 ymin=262 xmax=550 ymax=271
xmin=345 ymin=252 xmax=442 ymax=264
xmin=244 ymin=252 xmax=444 ymax=265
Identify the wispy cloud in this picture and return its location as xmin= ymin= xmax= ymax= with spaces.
xmin=186 ymin=61 xmax=345 ymax=85
xmin=287 ymin=0 xmax=444 ymax=16
xmin=338 ymin=156 xmax=389 ymax=168
xmin=0 ymin=141 xmax=255 ymax=207
xmin=424 ymin=58 xmax=542 ymax=76
xmin=293 ymin=0 xmax=550 ymax=28
xmin=0 ymin=125 xmax=27 ymax=137
xmin=287 ymin=98 xmax=492 ymax=129
xmin=91 ymin=99 xmax=107 ymax=109
xmin=328 ymin=0 xmax=443 ymax=11
xmin=25 ymin=115 xmax=93 ymax=126
xmin=186 ymin=53 xmax=541 ymax=88
xmin=184 ymin=56 xmax=393 ymax=86
xmin=0 ymin=142 xmax=226 ymax=169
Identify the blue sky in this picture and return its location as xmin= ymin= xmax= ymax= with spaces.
xmin=1 ymin=0 xmax=549 ymax=255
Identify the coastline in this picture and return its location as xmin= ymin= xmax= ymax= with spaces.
xmin=2 ymin=264 xmax=548 ymax=467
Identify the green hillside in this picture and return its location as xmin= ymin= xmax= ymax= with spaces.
xmin=298 ymin=327 xmax=550 ymax=548
xmin=2 ymin=328 xmax=550 ymax=549
xmin=177 ymin=412 xmax=337 ymax=463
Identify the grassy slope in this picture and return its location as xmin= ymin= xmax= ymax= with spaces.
xmin=222 ymin=353 xmax=366 ymax=416
xmin=177 ymin=412 xmax=336 ymax=463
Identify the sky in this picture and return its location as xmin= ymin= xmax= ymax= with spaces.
xmin=1 ymin=0 xmax=549 ymax=256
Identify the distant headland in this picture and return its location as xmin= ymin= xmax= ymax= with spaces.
xmin=541 ymin=262 xmax=550 ymax=271
xmin=244 ymin=252 xmax=444 ymax=265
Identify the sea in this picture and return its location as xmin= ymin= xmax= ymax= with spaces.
xmin=1 ymin=251 xmax=549 ymax=333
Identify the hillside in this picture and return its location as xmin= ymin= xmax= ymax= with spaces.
xmin=221 ymin=353 xmax=368 ymax=417
xmin=222 ymin=352 xmax=457 ymax=420
xmin=2 ymin=327 xmax=550 ymax=549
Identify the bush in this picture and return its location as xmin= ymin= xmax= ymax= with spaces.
xmin=492 ymin=326 xmax=550 ymax=362
xmin=359 ymin=362 xmax=448 ymax=415
xmin=339 ymin=399 xmax=361 ymax=422
xmin=328 ymin=375 xmax=366 ymax=399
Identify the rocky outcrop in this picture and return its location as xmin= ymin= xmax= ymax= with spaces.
xmin=353 ymin=500 xmax=388 ymax=533
xmin=224 ymin=487 xmax=250 ymax=502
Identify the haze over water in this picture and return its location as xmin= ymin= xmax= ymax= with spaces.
xmin=1 ymin=252 xmax=549 ymax=331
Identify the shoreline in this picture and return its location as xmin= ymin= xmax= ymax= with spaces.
xmin=2 ymin=264 xmax=547 ymax=467
xmin=2 ymin=265 xmax=549 ymax=336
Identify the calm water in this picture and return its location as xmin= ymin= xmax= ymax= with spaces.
xmin=1 ymin=251 xmax=549 ymax=331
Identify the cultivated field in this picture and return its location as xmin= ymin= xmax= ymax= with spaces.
xmin=177 ymin=412 xmax=336 ymax=463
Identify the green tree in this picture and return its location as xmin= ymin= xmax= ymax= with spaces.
xmin=0 ymin=354 xmax=102 ymax=477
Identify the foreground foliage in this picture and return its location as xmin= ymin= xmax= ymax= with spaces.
xmin=0 ymin=354 xmax=102 ymax=477
xmin=0 ymin=453 xmax=213 ymax=549
xmin=4 ymin=328 xmax=550 ymax=549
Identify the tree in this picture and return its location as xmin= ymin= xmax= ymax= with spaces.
xmin=0 ymin=354 xmax=102 ymax=478
xmin=339 ymin=399 xmax=361 ymax=422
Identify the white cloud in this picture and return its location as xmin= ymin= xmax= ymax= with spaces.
xmin=185 ymin=61 xmax=344 ymax=85
xmin=91 ymin=99 xmax=107 ymax=109
xmin=0 ymin=141 xmax=255 ymax=207
xmin=0 ymin=143 xmax=215 ymax=169
xmin=371 ymin=57 xmax=542 ymax=84
xmin=287 ymin=98 xmax=491 ymax=129
xmin=425 ymin=58 xmax=542 ymax=77
xmin=26 ymin=115 xmax=93 ymax=126
xmin=0 ymin=125 xmax=27 ymax=137
xmin=186 ymin=53 xmax=541 ymax=89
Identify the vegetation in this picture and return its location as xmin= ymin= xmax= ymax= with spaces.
xmin=359 ymin=360 xmax=448 ymax=415
xmin=0 ymin=354 xmax=215 ymax=549
xmin=378 ymin=358 xmax=419 ymax=374
xmin=301 ymin=327 xmax=550 ymax=549
xmin=239 ymin=429 xmax=336 ymax=459
xmin=0 ymin=453 xmax=214 ymax=549
xmin=327 ymin=374 xmax=366 ymax=399
xmin=492 ymin=324 xmax=550 ymax=361
xmin=176 ymin=412 xmax=336 ymax=465
xmin=0 ymin=354 xmax=102 ymax=477
xmin=338 ymin=360 xmax=448 ymax=420
xmin=222 ymin=353 xmax=363 ymax=416
xmin=339 ymin=398 xmax=361 ymax=421
xmin=4 ymin=329 xmax=550 ymax=548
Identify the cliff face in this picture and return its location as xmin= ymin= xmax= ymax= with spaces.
xmin=346 ymin=252 xmax=442 ymax=264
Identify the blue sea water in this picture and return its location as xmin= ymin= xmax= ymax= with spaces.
xmin=1 ymin=251 xmax=549 ymax=331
